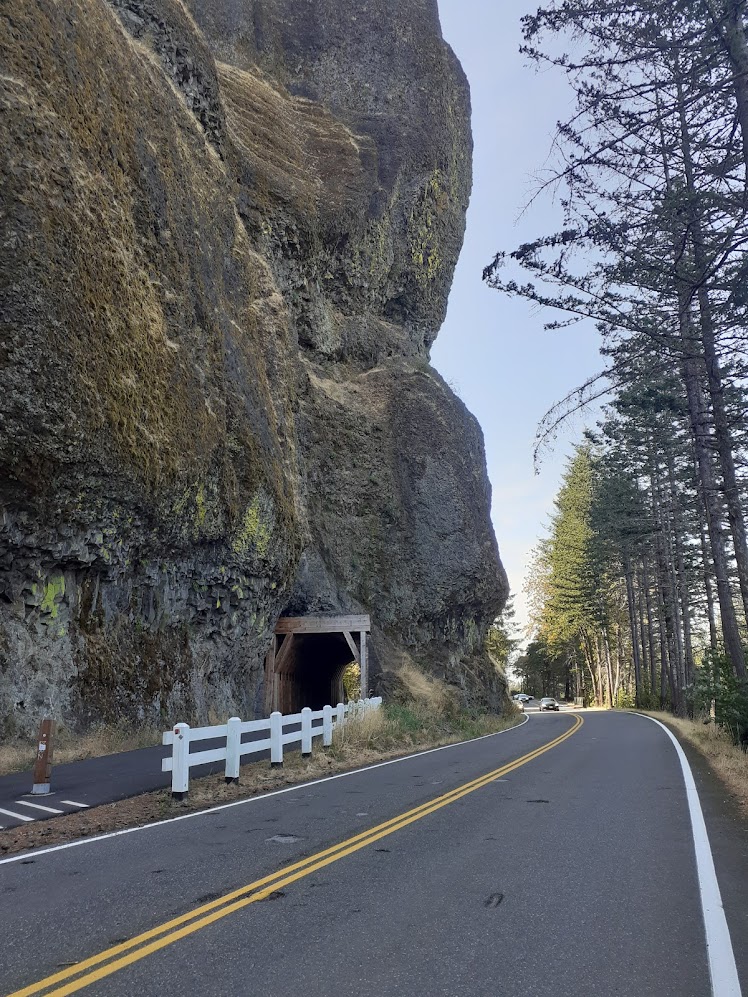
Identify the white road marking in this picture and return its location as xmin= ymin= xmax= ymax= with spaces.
xmin=60 ymin=800 xmax=89 ymax=808
xmin=15 ymin=801 xmax=64 ymax=814
xmin=636 ymin=714 xmax=742 ymax=997
xmin=0 ymin=807 xmax=35 ymax=822
xmin=0 ymin=714 xmax=532 ymax=865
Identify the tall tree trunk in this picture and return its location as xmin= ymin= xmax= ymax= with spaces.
xmin=655 ymin=64 xmax=746 ymax=680
xmin=624 ymin=557 xmax=643 ymax=705
xmin=650 ymin=446 xmax=683 ymax=708
xmin=657 ymin=584 xmax=671 ymax=709
xmin=636 ymin=564 xmax=651 ymax=700
xmin=596 ymin=632 xmax=609 ymax=707
xmin=571 ymin=647 xmax=583 ymax=704
xmin=687 ymin=214 xmax=748 ymax=628
xmin=653 ymin=513 xmax=678 ymax=707
xmin=700 ymin=520 xmax=720 ymax=655
xmin=604 ymin=632 xmax=614 ymax=706
xmin=613 ymin=623 xmax=622 ymax=704
xmin=643 ymin=558 xmax=658 ymax=698
xmin=681 ymin=353 xmax=743 ymax=668
xmin=670 ymin=67 xmax=747 ymax=679
xmin=679 ymin=329 xmax=746 ymax=678
xmin=581 ymin=631 xmax=600 ymax=705
xmin=666 ymin=450 xmax=695 ymax=688
xmin=662 ymin=491 xmax=687 ymax=698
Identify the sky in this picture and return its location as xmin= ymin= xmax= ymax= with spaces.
xmin=432 ymin=0 xmax=604 ymax=639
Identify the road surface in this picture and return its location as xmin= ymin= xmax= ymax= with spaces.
xmin=1 ymin=712 xmax=745 ymax=996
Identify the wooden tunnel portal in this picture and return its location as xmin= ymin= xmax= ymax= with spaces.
xmin=264 ymin=614 xmax=370 ymax=714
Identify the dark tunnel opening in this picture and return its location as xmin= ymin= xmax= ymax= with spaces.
xmin=273 ymin=632 xmax=357 ymax=713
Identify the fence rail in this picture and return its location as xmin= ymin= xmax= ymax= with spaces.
xmin=162 ymin=697 xmax=383 ymax=797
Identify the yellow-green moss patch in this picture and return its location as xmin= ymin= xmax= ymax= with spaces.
xmin=40 ymin=574 xmax=65 ymax=619
xmin=232 ymin=495 xmax=273 ymax=560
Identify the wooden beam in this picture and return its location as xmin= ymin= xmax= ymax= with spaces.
xmin=274 ymin=632 xmax=295 ymax=674
xmin=360 ymin=631 xmax=369 ymax=698
xmin=342 ymin=630 xmax=360 ymax=663
xmin=264 ymin=640 xmax=276 ymax=714
xmin=275 ymin=615 xmax=370 ymax=634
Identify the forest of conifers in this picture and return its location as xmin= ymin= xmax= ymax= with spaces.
xmin=484 ymin=0 xmax=748 ymax=743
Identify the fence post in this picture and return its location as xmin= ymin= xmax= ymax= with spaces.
xmin=171 ymin=722 xmax=190 ymax=799
xmin=225 ymin=717 xmax=241 ymax=784
xmin=323 ymin=704 xmax=333 ymax=747
xmin=270 ymin=711 xmax=283 ymax=767
xmin=301 ymin=707 xmax=312 ymax=757
xmin=336 ymin=702 xmax=345 ymax=728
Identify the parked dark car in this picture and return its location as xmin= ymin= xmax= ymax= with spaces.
xmin=539 ymin=697 xmax=559 ymax=711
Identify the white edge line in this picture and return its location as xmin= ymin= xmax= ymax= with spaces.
xmin=0 ymin=713 xmax=531 ymax=866
xmin=633 ymin=713 xmax=742 ymax=997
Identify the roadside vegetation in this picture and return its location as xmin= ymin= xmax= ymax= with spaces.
xmin=331 ymin=698 xmax=515 ymax=758
xmin=487 ymin=0 xmax=748 ymax=754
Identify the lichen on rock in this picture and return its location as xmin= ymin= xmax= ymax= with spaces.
xmin=0 ymin=0 xmax=507 ymax=735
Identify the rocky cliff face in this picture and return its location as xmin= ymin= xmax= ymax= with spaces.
xmin=0 ymin=0 xmax=508 ymax=734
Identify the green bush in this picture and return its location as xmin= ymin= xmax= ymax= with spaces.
xmin=693 ymin=651 xmax=748 ymax=751
xmin=615 ymin=688 xmax=636 ymax=709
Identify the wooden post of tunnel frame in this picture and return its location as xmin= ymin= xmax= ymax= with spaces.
xmin=359 ymin=630 xmax=368 ymax=698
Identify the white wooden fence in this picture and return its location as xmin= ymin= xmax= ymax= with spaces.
xmin=162 ymin=697 xmax=383 ymax=797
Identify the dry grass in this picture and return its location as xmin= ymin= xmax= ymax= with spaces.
xmin=638 ymin=711 xmax=748 ymax=814
xmin=332 ymin=700 xmax=517 ymax=755
xmin=398 ymin=663 xmax=444 ymax=704
xmin=0 ymin=722 xmax=161 ymax=776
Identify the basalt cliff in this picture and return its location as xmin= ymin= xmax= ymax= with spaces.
xmin=0 ymin=0 xmax=508 ymax=734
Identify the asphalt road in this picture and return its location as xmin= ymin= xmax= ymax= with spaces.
xmin=1 ymin=712 xmax=745 ymax=997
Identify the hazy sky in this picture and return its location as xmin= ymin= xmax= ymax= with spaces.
xmin=432 ymin=0 xmax=603 ymax=637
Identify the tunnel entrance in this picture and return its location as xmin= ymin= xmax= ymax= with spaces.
xmin=264 ymin=615 xmax=370 ymax=714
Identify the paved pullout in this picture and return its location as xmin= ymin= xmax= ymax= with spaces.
xmin=0 ymin=726 xmax=301 ymax=828
xmin=1 ymin=713 xmax=745 ymax=997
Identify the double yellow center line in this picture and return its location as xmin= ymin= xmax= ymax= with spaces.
xmin=9 ymin=714 xmax=582 ymax=997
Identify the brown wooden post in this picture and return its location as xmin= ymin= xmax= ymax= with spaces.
xmin=264 ymin=638 xmax=277 ymax=714
xmin=360 ymin=631 xmax=368 ymax=698
xmin=32 ymin=718 xmax=55 ymax=795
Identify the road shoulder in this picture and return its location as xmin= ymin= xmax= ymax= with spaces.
xmin=650 ymin=715 xmax=748 ymax=993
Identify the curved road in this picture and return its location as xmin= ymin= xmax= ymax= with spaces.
xmin=1 ymin=712 xmax=745 ymax=996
